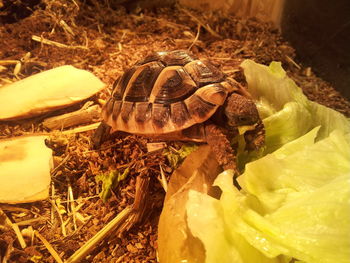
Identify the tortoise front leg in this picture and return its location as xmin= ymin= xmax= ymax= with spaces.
xmin=244 ymin=120 xmax=265 ymax=151
xmin=204 ymin=123 xmax=239 ymax=173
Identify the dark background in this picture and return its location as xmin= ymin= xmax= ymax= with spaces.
xmin=282 ymin=0 xmax=350 ymax=99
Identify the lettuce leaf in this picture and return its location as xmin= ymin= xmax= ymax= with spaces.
xmin=187 ymin=188 xmax=287 ymax=263
xmin=188 ymin=136 xmax=350 ymax=263
xmin=184 ymin=60 xmax=350 ymax=263
xmin=200 ymin=169 xmax=350 ymax=263
xmin=238 ymin=128 xmax=350 ymax=213
xmin=240 ymin=60 xmax=350 ymax=153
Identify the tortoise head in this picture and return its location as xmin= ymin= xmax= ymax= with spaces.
xmin=224 ymin=93 xmax=260 ymax=128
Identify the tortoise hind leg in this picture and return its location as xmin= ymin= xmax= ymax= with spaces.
xmin=203 ymin=123 xmax=239 ymax=173
xmin=91 ymin=122 xmax=112 ymax=149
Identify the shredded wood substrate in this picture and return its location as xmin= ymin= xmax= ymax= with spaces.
xmin=0 ymin=1 xmax=349 ymax=262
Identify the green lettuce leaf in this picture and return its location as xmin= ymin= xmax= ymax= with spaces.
xmin=187 ymin=185 xmax=287 ymax=263
xmin=184 ymin=60 xmax=350 ymax=263
xmin=238 ymin=128 xmax=350 ymax=213
xmin=188 ymin=163 xmax=350 ymax=263
xmin=260 ymin=174 xmax=350 ymax=263
xmin=240 ymin=60 xmax=350 ymax=153
xmin=95 ymin=168 xmax=129 ymax=202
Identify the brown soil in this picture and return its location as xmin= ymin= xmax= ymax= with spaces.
xmin=0 ymin=1 xmax=349 ymax=263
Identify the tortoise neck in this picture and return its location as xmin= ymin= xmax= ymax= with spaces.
xmin=211 ymin=105 xmax=227 ymax=127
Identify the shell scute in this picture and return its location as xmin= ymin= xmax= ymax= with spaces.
xmin=120 ymin=101 xmax=134 ymax=123
xmin=161 ymin=50 xmax=195 ymax=66
xmin=185 ymin=94 xmax=217 ymax=123
xmin=152 ymin=66 xmax=197 ymax=104
xmin=124 ymin=61 xmax=164 ymax=102
xmin=152 ymin=104 xmax=170 ymax=129
xmin=134 ymin=102 xmax=152 ymax=123
xmin=111 ymin=101 xmax=122 ymax=121
xmin=195 ymin=83 xmax=228 ymax=106
xmin=184 ymin=60 xmax=225 ymax=86
xmin=139 ymin=50 xmax=195 ymax=66
xmin=170 ymin=101 xmax=191 ymax=128
xmin=112 ymin=67 xmax=136 ymax=100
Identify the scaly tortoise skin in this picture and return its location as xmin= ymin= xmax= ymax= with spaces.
xmin=96 ymin=50 xmax=264 ymax=171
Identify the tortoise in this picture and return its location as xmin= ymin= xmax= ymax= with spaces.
xmin=93 ymin=50 xmax=264 ymax=172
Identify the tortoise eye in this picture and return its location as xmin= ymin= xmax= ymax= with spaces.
xmin=238 ymin=116 xmax=255 ymax=125
xmin=238 ymin=116 xmax=249 ymax=122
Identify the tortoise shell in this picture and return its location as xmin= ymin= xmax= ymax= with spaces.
xmin=102 ymin=50 xmax=236 ymax=134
